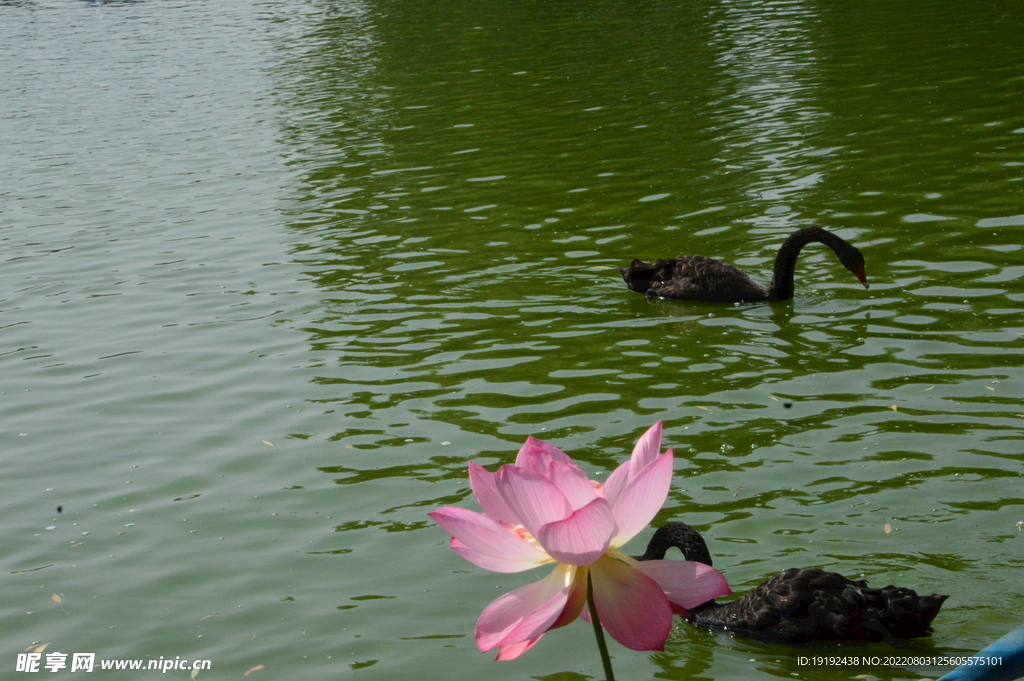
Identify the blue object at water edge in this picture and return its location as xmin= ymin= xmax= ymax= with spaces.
xmin=939 ymin=624 xmax=1024 ymax=681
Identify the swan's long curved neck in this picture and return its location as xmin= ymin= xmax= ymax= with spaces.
xmin=639 ymin=523 xmax=714 ymax=565
xmin=768 ymin=227 xmax=847 ymax=302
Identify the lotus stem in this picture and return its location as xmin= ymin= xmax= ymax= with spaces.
xmin=586 ymin=571 xmax=616 ymax=681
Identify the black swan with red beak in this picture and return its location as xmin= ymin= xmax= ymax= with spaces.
xmin=638 ymin=523 xmax=947 ymax=643
xmin=619 ymin=227 xmax=868 ymax=303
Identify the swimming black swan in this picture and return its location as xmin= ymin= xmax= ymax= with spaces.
xmin=619 ymin=227 xmax=868 ymax=303
xmin=638 ymin=523 xmax=948 ymax=643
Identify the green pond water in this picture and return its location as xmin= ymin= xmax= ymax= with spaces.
xmin=2 ymin=1 xmax=1023 ymax=679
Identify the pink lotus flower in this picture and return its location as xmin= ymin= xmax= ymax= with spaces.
xmin=429 ymin=421 xmax=731 ymax=660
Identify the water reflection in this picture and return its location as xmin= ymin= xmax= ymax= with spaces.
xmin=709 ymin=0 xmax=830 ymax=210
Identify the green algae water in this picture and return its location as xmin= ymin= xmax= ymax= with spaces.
xmin=2 ymin=1 xmax=1023 ymax=679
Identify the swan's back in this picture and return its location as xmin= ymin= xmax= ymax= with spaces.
xmin=691 ymin=567 xmax=949 ymax=643
xmin=618 ymin=255 xmax=770 ymax=303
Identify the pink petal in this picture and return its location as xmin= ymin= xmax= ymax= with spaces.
xmin=495 ymin=466 xmax=572 ymax=538
xmin=547 ymin=566 xmax=589 ymax=630
xmin=604 ymin=421 xmax=665 ymax=505
xmin=602 ymin=458 xmax=632 ymax=508
xmin=515 ymin=435 xmax=575 ymax=475
xmin=536 ymin=497 xmax=616 ymax=565
xmin=630 ymin=420 xmax=664 ymax=470
xmin=469 ymin=462 xmax=520 ymax=527
xmin=475 ymin=564 xmax=574 ymax=653
xmin=632 ymin=558 xmax=733 ymax=609
xmin=589 ymin=554 xmax=673 ymax=651
xmin=450 ymin=538 xmax=548 ymax=573
xmin=545 ymin=459 xmax=600 ymax=510
xmin=495 ymin=636 xmax=543 ymax=661
xmin=608 ymin=450 xmax=673 ymax=547
xmin=428 ymin=507 xmax=549 ymax=568
xmin=495 ymin=566 xmax=587 ymax=659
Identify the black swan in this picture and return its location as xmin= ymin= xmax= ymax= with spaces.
xmin=638 ymin=523 xmax=948 ymax=643
xmin=619 ymin=227 xmax=868 ymax=303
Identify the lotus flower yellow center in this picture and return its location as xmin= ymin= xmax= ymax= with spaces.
xmin=510 ymin=525 xmax=547 ymax=554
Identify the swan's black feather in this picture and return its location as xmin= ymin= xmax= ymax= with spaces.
xmin=620 ymin=255 xmax=770 ymax=302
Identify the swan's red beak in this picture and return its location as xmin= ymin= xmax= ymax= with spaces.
xmin=855 ymin=267 xmax=869 ymax=289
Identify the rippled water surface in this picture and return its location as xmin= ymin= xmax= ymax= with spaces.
xmin=2 ymin=1 xmax=1023 ymax=679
